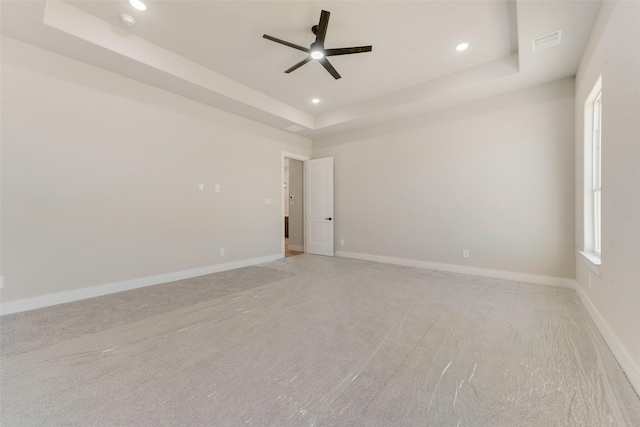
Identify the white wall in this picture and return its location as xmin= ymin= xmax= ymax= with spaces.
xmin=0 ymin=37 xmax=311 ymax=304
xmin=313 ymin=79 xmax=575 ymax=280
xmin=574 ymin=0 xmax=640 ymax=394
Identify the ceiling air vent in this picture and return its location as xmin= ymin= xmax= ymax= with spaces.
xmin=532 ymin=30 xmax=562 ymax=52
xmin=284 ymin=124 xmax=305 ymax=133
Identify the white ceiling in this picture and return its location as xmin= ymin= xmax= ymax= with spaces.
xmin=1 ymin=1 xmax=602 ymax=139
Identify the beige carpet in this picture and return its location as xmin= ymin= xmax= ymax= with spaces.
xmin=2 ymin=255 xmax=639 ymax=426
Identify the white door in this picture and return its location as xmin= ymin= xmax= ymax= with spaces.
xmin=305 ymin=157 xmax=334 ymax=256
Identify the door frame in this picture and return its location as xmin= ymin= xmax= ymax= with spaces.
xmin=281 ymin=152 xmax=310 ymax=258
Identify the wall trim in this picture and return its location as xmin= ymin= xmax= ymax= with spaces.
xmin=288 ymin=244 xmax=304 ymax=252
xmin=337 ymin=250 xmax=640 ymax=395
xmin=335 ymin=251 xmax=576 ymax=288
xmin=2 ymin=249 xmax=638 ymax=395
xmin=575 ymin=284 xmax=640 ymax=396
xmin=0 ymin=254 xmax=282 ymax=315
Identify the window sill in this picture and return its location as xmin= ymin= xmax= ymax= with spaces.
xmin=580 ymin=251 xmax=601 ymax=276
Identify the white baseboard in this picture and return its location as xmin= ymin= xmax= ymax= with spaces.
xmin=3 ymin=250 xmax=638 ymax=396
xmin=575 ymin=284 xmax=640 ymax=396
xmin=336 ymin=250 xmax=640 ymax=395
xmin=288 ymin=244 xmax=304 ymax=252
xmin=0 ymin=254 xmax=282 ymax=315
xmin=335 ymin=251 xmax=576 ymax=288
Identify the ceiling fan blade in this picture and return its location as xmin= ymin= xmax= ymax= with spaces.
xmin=315 ymin=10 xmax=330 ymax=45
xmin=318 ymin=57 xmax=341 ymax=80
xmin=263 ymin=34 xmax=309 ymax=53
xmin=325 ymin=46 xmax=373 ymax=56
xmin=285 ymin=57 xmax=312 ymax=74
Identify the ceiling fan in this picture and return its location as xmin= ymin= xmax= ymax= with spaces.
xmin=263 ymin=10 xmax=372 ymax=80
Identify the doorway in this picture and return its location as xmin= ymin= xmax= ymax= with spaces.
xmin=283 ymin=155 xmax=305 ymax=257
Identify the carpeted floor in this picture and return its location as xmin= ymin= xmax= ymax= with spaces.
xmin=1 ymin=255 xmax=639 ymax=426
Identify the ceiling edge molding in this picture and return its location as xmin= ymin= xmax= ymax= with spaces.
xmin=42 ymin=0 xmax=315 ymax=130
xmin=315 ymin=53 xmax=520 ymax=130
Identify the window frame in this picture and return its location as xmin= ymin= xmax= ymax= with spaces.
xmin=580 ymin=77 xmax=602 ymax=275
xmin=592 ymin=92 xmax=602 ymax=256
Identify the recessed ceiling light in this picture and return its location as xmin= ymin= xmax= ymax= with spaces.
xmin=312 ymin=98 xmax=320 ymax=104
xmin=120 ymin=14 xmax=135 ymax=26
xmin=456 ymin=42 xmax=470 ymax=52
xmin=129 ymin=0 xmax=147 ymax=11
xmin=310 ymin=51 xmax=324 ymax=60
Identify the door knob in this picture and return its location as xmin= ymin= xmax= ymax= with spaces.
xmin=325 ymin=217 xmax=332 ymax=221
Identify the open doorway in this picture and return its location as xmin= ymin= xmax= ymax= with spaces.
xmin=284 ymin=157 xmax=304 ymax=257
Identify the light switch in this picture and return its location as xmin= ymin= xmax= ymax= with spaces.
xmin=215 ymin=184 xmax=221 ymax=193
xmin=198 ymin=183 xmax=204 ymax=191
xmin=264 ymin=198 xmax=271 ymax=205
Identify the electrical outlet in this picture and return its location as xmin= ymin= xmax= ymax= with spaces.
xmin=340 ymin=239 xmax=344 ymax=246
xmin=198 ymin=183 xmax=204 ymax=191
xmin=463 ymin=249 xmax=470 ymax=258
xmin=214 ymin=184 xmax=221 ymax=193
xmin=264 ymin=198 xmax=271 ymax=205
xmin=220 ymin=248 xmax=225 ymax=256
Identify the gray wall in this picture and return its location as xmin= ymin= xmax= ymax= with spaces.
xmin=574 ymin=0 xmax=640 ymax=391
xmin=0 ymin=37 xmax=311 ymax=303
xmin=313 ymin=79 xmax=575 ymax=279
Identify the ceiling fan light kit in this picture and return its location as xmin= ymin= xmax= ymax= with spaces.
xmin=263 ymin=10 xmax=372 ymax=80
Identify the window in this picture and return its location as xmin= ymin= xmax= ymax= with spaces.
xmin=592 ymin=92 xmax=602 ymax=256
xmin=581 ymin=77 xmax=602 ymax=273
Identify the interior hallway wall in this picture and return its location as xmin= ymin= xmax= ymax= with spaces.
xmin=573 ymin=0 xmax=640 ymax=394
xmin=0 ymin=37 xmax=311 ymax=304
xmin=313 ymin=79 xmax=575 ymax=280
xmin=284 ymin=159 xmax=290 ymax=217
xmin=288 ymin=159 xmax=304 ymax=251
